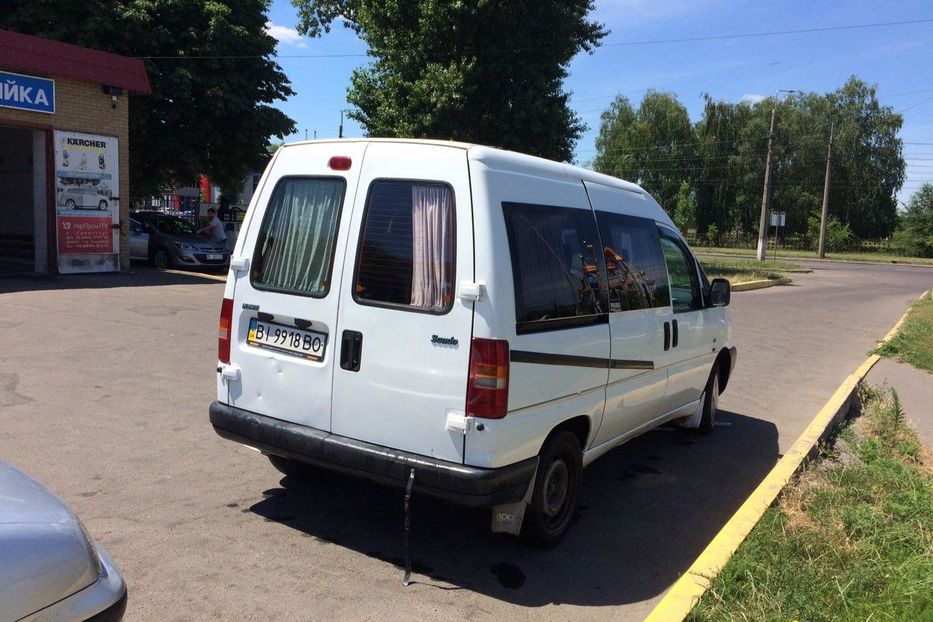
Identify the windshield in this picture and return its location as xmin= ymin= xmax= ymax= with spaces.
xmin=152 ymin=217 xmax=196 ymax=236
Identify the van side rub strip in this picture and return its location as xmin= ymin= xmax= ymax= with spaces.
xmin=510 ymin=350 xmax=653 ymax=370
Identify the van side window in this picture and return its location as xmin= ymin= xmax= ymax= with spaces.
xmin=502 ymin=202 xmax=607 ymax=333
xmin=354 ymin=180 xmax=455 ymax=313
xmin=659 ymin=234 xmax=702 ymax=312
xmin=595 ymin=212 xmax=671 ymax=311
xmin=251 ymin=177 xmax=346 ymax=297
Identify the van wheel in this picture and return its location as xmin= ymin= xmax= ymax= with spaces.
xmin=98 ymin=200 xmax=108 ymax=210
xmin=153 ymin=248 xmax=169 ymax=270
xmin=521 ymin=431 xmax=582 ymax=546
xmin=268 ymin=455 xmax=319 ymax=480
xmin=65 ymin=199 xmax=76 ymax=209
xmin=697 ymin=367 xmax=720 ymax=434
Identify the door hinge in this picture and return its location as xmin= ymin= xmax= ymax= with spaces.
xmin=458 ymin=281 xmax=485 ymax=302
xmin=230 ymin=256 xmax=250 ymax=272
xmin=445 ymin=410 xmax=475 ymax=435
xmin=218 ymin=363 xmax=241 ymax=382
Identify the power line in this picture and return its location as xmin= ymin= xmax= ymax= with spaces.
xmin=137 ymin=18 xmax=933 ymax=60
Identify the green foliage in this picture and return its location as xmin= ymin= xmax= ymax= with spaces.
xmin=593 ymin=90 xmax=695 ymax=215
xmin=293 ymin=0 xmax=606 ymax=162
xmin=673 ymin=180 xmax=696 ymax=232
xmin=1 ymin=0 xmax=295 ymax=195
xmin=893 ymin=183 xmax=933 ymax=257
xmin=593 ymin=77 xmax=905 ymax=243
xmin=705 ymin=223 xmax=719 ymax=246
xmin=874 ymin=295 xmax=933 ymax=373
xmin=808 ymin=210 xmax=855 ymax=251
xmin=690 ymin=387 xmax=933 ymax=622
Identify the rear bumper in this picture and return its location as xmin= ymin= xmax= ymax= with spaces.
xmin=209 ymin=401 xmax=537 ymax=508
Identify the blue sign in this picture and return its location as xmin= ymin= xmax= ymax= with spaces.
xmin=0 ymin=70 xmax=55 ymax=114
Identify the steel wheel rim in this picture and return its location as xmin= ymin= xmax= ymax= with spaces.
xmin=542 ymin=458 xmax=569 ymax=519
xmin=709 ymin=373 xmax=719 ymax=425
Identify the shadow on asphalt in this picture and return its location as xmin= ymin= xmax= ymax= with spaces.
xmin=0 ymin=266 xmax=224 ymax=294
xmin=248 ymin=409 xmax=778 ymax=607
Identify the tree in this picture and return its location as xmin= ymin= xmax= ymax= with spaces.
xmin=1 ymin=0 xmax=295 ymax=195
xmin=292 ymin=0 xmax=606 ymax=162
xmin=593 ymin=90 xmax=695 ymax=216
xmin=894 ymin=183 xmax=933 ymax=257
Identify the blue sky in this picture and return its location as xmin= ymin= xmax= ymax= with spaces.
xmin=264 ymin=0 xmax=933 ymax=204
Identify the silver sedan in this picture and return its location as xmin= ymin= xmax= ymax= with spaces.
xmin=0 ymin=461 xmax=126 ymax=621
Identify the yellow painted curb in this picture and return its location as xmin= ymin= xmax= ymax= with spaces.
xmin=644 ymin=290 xmax=928 ymax=622
xmin=161 ymin=268 xmax=227 ymax=283
xmin=731 ymin=277 xmax=791 ymax=292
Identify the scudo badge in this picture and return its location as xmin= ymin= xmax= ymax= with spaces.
xmin=431 ymin=335 xmax=458 ymax=346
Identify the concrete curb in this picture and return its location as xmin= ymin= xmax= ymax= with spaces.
xmin=643 ymin=291 xmax=926 ymax=622
xmin=732 ymin=277 xmax=792 ymax=292
xmin=695 ymin=251 xmax=933 ymax=269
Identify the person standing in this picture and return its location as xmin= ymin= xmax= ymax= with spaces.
xmin=197 ymin=207 xmax=227 ymax=247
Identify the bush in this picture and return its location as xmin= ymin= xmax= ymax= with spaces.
xmin=808 ymin=210 xmax=855 ymax=251
xmin=705 ymin=223 xmax=719 ymax=246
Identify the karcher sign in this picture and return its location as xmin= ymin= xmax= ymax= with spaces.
xmin=0 ymin=70 xmax=55 ymax=114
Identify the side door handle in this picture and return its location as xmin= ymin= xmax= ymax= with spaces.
xmin=672 ymin=319 xmax=679 ymax=348
xmin=663 ymin=321 xmax=670 ymax=351
xmin=340 ymin=330 xmax=363 ymax=372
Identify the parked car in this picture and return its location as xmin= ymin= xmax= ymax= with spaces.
xmin=209 ymin=139 xmax=736 ymax=545
xmin=59 ymin=187 xmax=108 ymax=211
xmin=130 ymin=212 xmax=229 ymax=270
xmin=0 ymin=460 xmax=126 ymax=621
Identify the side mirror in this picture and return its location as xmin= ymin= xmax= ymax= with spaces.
xmin=710 ymin=278 xmax=731 ymax=307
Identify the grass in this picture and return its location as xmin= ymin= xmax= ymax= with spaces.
xmin=688 ymin=384 xmax=933 ymax=622
xmin=874 ymin=294 xmax=933 ymax=373
xmin=695 ymin=245 xmax=933 ymax=266
xmin=698 ymin=257 xmax=807 ymax=285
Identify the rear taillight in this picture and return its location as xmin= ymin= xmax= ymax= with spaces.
xmin=466 ymin=338 xmax=509 ymax=419
xmin=218 ymin=297 xmax=233 ymax=363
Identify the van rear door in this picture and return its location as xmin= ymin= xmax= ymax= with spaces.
xmin=330 ymin=143 xmax=473 ymax=463
xmin=225 ymin=142 xmax=367 ymax=432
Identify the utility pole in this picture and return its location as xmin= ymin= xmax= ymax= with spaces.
xmin=817 ymin=122 xmax=834 ymax=259
xmin=339 ymin=109 xmax=350 ymax=139
xmin=756 ymin=89 xmax=798 ymax=261
xmin=756 ymin=106 xmax=778 ymax=261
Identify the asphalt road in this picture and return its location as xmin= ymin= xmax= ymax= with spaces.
xmin=0 ymin=261 xmax=929 ymax=621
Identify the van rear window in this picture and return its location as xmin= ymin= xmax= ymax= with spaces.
xmin=354 ymin=180 xmax=455 ymax=313
xmin=251 ymin=177 xmax=346 ymax=297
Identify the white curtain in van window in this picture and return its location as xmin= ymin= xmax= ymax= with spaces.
xmin=410 ymin=184 xmax=453 ymax=310
xmin=258 ymin=179 xmax=343 ymax=294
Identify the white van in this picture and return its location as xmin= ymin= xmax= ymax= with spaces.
xmin=210 ymin=139 xmax=736 ymax=545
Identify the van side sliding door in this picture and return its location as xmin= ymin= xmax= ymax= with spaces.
xmin=583 ymin=181 xmax=672 ymax=445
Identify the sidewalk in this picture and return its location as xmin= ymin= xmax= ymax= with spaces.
xmin=866 ymin=357 xmax=933 ymax=448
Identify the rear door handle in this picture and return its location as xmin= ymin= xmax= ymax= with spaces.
xmin=672 ymin=319 xmax=679 ymax=348
xmin=663 ymin=322 xmax=670 ymax=351
xmin=340 ymin=330 xmax=363 ymax=372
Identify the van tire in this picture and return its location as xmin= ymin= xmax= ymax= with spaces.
xmin=521 ymin=431 xmax=582 ymax=546
xmin=267 ymin=455 xmax=319 ymax=480
xmin=697 ymin=366 xmax=720 ymax=434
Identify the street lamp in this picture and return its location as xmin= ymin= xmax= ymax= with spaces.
xmin=756 ymin=89 xmax=799 ymax=261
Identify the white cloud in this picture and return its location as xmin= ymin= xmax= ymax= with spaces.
xmin=740 ymin=93 xmax=766 ymax=104
xmin=265 ymin=21 xmax=304 ymax=46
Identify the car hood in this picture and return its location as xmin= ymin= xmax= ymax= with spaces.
xmin=0 ymin=462 xmax=99 ymax=621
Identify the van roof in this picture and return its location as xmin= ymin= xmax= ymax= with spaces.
xmin=281 ymin=138 xmax=646 ymax=196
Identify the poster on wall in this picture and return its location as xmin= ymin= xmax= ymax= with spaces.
xmin=54 ymin=130 xmax=120 ymax=273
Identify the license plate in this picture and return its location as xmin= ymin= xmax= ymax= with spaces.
xmin=207 ymin=253 xmax=223 ymax=260
xmin=247 ymin=318 xmax=327 ymax=361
